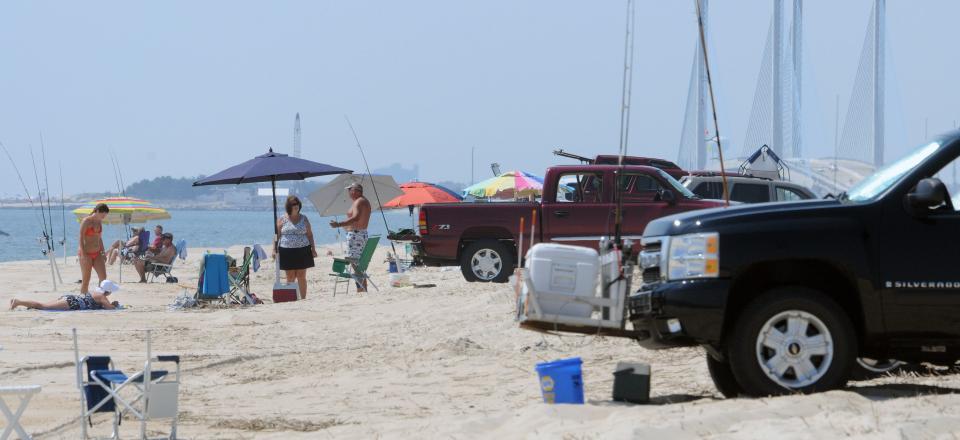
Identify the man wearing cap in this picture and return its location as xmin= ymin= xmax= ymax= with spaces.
xmin=10 ymin=280 xmax=121 ymax=311
xmin=329 ymin=182 xmax=372 ymax=291
xmin=135 ymin=232 xmax=177 ymax=283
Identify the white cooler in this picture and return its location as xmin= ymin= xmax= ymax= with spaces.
xmin=525 ymin=243 xmax=600 ymax=318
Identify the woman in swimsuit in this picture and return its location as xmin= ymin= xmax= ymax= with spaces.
xmin=79 ymin=203 xmax=110 ymax=294
xmin=10 ymin=280 xmax=120 ymax=311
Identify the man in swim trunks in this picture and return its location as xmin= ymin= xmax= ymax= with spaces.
xmin=135 ymin=233 xmax=176 ymax=282
xmin=330 ymin=182 xmax=372 ymax=292
xmin=10 ymin=280 xmax=120 ymax=311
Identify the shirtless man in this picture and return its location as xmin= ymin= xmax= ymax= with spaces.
xmin=134 ymin=233 xmax=177 ymax=283
xmin=329 ymin=183 xmax=372 ymax=292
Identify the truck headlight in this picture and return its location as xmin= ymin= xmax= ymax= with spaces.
xmin=667 ymin=233 xmax=719 ymax=280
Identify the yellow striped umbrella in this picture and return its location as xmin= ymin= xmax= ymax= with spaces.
xmin=72 ymin=197 xmax=171 ymax=224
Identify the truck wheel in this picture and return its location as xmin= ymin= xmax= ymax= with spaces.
xmin=727 ymin=287 xmax=856 ymax=396
xmin=460 ymin=240 xmax=513 ymax=283
xmin=706 ymin=353 xmax=743 ymax=398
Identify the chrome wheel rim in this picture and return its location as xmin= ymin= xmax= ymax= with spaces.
xmin=471 ymin=248 xmax=502 ymax=281
xmin=856 ymin=357 xmax=904 ymax=374
xmin=755 ymin=310 xmax=834 ymax=389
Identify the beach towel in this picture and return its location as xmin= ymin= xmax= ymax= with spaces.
xmin=175 ymin=239 xmax=188 ymax=260
xmin=202 ymin=253 xmax=230 ymax=295
xmin=252 ymin=244 xmax=268 ymax=272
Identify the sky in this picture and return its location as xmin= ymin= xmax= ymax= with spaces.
xmin=1 ymin=0 xmax=959 ymax=197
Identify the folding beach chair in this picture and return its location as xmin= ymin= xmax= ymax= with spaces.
xmin=0 ymin=386 xmax=41 ymax=440
xmin=148 ymin=239 xmax=187 ymax=283
xmin=330 ymin=235 xmax=380 ymax=296
xmin=194 ymin=253 xmax=234 ymax=306
xmin=73 ymin=328 xmax=180 ymax=440
xmin=227 ymin=247 xmax=258 ymax=305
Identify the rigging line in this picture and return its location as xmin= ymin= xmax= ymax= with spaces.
xmin=40 ymin=132 xmax=55 ymax=246
xmin=344 ymin=116 xmax=398 ymax=256
xmin=695 ymin=0 xmax=729 ymax=206
xmin=29 ymin=146 xmax=52 ymax=251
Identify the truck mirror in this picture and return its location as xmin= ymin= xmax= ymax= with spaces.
xmin=906 ymin=177 xmax=947 ymax=215
xmin=657 ymin=189 xmax=677 ymax=205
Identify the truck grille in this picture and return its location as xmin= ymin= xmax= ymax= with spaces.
xmin=639 ymin=237 xmax=665 ymax=288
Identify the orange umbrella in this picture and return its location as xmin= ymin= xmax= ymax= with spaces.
xmin=383 ymin=182 xmax=462 ymax=209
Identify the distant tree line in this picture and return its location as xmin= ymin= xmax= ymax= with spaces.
xmin=125 ymin=176 xmax=219 ymax=199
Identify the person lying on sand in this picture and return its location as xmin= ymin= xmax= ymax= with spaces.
xmin=10 ymin=280 xmax=121 ymax=311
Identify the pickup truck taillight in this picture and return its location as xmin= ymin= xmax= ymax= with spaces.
xmin=419 ymin=209 xmax=428 ymax=235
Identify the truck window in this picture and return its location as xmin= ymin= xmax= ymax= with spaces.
xmin=618 ymin=173 xmax=662 ymax=201
xmin=731 ymin=183 xmax=770 ymax=203
xmin=691 ymin=181 xmax=724 ymax=199
xmin=775 ymin=186 xmax=808 ymax=201
xmin=556 ymin=173 xmax=604 ymax=203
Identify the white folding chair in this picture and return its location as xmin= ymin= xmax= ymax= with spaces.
xmin=73 ymin=329 xmax=180 ymax=440
xmin=0 ymin=385 xmax=41 ymax=440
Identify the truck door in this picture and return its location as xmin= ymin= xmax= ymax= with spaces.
xmin=541 ymin=171 xmax=613 ymax=249
xmin=880 ymin=158 xmax=960 ymax=339
xmin=615 ymin=171 xmax=688 ymax=240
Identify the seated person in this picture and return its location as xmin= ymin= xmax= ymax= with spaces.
xmin=106 ymin=227 xmax=144 ymax=265
xmin=148 ymin=224 xmax=165 ymax=253
xmin=10 ymin=280 xmax=120 ymax=311
xmin=135 ymin=232 xmax=176 ymax=282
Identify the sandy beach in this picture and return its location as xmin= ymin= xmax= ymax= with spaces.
xmin=4 ymin=245 xmax=960 ymax=439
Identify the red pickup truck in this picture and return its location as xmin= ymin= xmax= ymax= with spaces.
xmin=413 ymin=164 xmax=725 ymax=282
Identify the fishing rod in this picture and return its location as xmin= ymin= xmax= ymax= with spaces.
xmin=0 ymin=141 xmax=45 ymax=230
xmin=108 ymin=148 xmax=123 ymax=196
xmin=29 ymin=146 xmax=53 ymax=255
xmin=40 ymin=133 xmax=56 ymax=250
xmin=613 ymin=0 xmax=636 ymax=245
xmin=59 ymin=161 xmax=67 ymax=265
xmin=112 ymin=150 xmax=126 ymax=196
xmin=695 ymin=0 xmax=730 ymax=205
xmin=344 ymin=116 xmax=398 ymax=256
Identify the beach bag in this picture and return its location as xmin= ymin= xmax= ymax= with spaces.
xmin=272 ymin=255 xmax=300 ymax=303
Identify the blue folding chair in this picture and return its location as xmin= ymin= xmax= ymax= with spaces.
xmin=73 ymin=329 xmax=180 ymax=439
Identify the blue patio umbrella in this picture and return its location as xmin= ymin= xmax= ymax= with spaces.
xmin=193 ymin=148 xmax=352 ymax=234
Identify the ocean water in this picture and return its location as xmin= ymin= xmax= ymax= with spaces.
xmin=0 ymin=208 xmax=417 ymax=263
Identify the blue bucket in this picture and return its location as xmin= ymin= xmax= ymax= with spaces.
xmin=535 ymin=357 xmax=584 ymax=404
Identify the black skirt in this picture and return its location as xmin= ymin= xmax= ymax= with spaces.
xmin=278 ymin=245 xmax=315 ymax=270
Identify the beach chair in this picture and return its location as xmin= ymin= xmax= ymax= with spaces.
xmin=118 ymin=229 xmax=151 ymax=266
xmin=330 ymin=235 xmax=380 ymax=296
xmin=148 ymin=239 xmax=187 ymax=283
xmin=73 ymin=328 xmax=180 ymax=440
xmin=194 ymin=253 xmax=234 ymax=306
xmin=227 ymin=247 xmax=258 ymax=305
xmin=0 ymin=346 xmax=42 ymax=440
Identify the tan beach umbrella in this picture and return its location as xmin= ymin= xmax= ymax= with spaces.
xmin=307 ymin=174 xmax=403 ymax=217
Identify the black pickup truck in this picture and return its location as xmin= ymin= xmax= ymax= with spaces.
xmin=630 ymin=131 xmax=960 ymax=397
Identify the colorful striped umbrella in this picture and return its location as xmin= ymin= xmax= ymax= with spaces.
xmin=383 ymin=182 xmax=463 ymax=209
xmin=72 ymin=197 xmax=171 ymax=224
xmin=462 ymin=171 xmax=544 ymax=199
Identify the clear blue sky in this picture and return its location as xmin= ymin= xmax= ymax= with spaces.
xmin=1 ymin=0 xmax=957 ymax=196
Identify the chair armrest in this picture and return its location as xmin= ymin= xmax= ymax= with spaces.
xmin=156 ymin=355 xmax=180 ymax=364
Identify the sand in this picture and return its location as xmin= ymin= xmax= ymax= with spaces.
xmin=3 ymin=245 xmax=960 ymax=439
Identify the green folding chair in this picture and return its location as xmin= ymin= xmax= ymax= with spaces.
xmin=331 ymin=235 xmax=380 ymax=296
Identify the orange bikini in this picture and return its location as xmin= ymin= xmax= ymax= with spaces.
xmin=79 ymin=223 xmax=102 ymax=260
